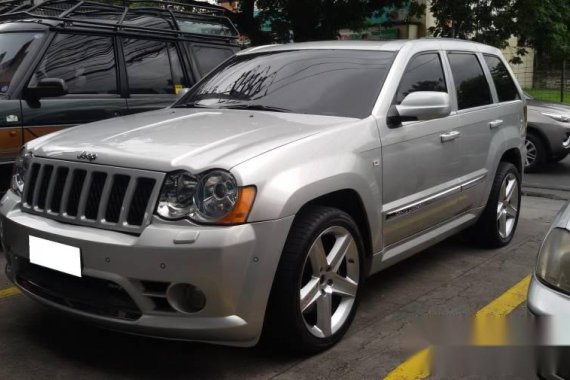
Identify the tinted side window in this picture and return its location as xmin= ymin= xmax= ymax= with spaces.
xmin=30 ymin=34 xmax=117 ymax=94
xmin=124 ymin=39 xmax=185 ymax=95
xmin=396 ymin=53 xmax=447 ymax=104
xmin=483 ymin=55 xmax=520 ymax=102
xmin=191 ymin=45 xmax=234 ymax=76
xmin=447 ymin=53 xmax=492 ymax=110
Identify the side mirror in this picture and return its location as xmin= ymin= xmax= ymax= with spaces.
xmin=395 ymin=92 xmax=451 ymax=121
xmin=176 ymin=88 xmax=190 ymax=100
xmin=25 ymin=78 xmax=68 ymax=99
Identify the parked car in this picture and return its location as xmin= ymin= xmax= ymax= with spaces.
xmin=1 ymin=39 xmax=526 ymax=352
xmin=525 ymin=94 xmax=570 ymax=171
xmin=528 ymin=200 xmax=570 ymax=378
xmin=0 ymin=0 xmax=239 ymax=174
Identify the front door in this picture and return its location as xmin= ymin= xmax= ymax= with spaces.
xmin=381 ymin=52 xmax=465 ymax=247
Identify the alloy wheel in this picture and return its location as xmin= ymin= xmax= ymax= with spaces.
xmin=496 ymin=173 xmax=519 ymax=239
xmin=525 ymin=138 xmax=537 ymax=168
xmin=299 ymin=226 xmax=360 ymax=338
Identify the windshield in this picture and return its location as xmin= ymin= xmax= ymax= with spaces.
xmin=176 ymin=49 xmax=395 ymax=118
xmin=0 ymin=32 xmax=44 ymax=95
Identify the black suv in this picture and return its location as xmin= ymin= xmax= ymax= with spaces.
xmin=0 ymin=0 xmax=239 ymax=172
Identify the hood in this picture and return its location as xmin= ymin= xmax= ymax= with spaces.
xmin=29 ymin=108 xmax=354 ymax=172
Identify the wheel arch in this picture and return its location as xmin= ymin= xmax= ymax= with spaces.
xmin=500 ymin=147 xmax=523 ymax=175
xmin=298 ymin=189 xmax=374 ymax=276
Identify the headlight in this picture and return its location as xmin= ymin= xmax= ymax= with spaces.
xmin=156 ymin=171 xmax=198 ymax=220
xmin=156 ymin=170 xmax=256 ymax=225
xmin=541 ymin=111 xmax=570 ymax=123
xmin=536 ymin=228 xmax=570 ymax=293
xmin=10 ymin=147 xmax=32 ymax=196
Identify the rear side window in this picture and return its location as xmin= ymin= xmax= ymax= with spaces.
xmin=191 ymin=44 xmax=235 ymax=76
xmin=395 ymin=53 xmax=447 ymax=104
xmin=30 ymin=33 xmax=117 ymax=94
xmin=483 ymin=55 xmax=520 ymax=102
xmin=123 ymin=39 xmax=187 ymax=95
xmin=447 ymin=53 xmax=492 ymax=110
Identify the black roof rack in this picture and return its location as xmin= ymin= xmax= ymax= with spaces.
xmin=0 ymin=0 xmax=32 ymax=13
xmin=0 ymin=0 xmax=239 ymax=41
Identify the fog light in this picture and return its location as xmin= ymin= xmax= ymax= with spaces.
xmin=166 ymin=283 xmax=206 ymax=313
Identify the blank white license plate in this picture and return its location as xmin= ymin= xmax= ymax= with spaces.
xmin=29 ymin=236 xmax=82 ymax=277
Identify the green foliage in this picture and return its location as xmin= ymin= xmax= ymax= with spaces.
xmin=248 ymin=0 xmax=418 ymax=42
xmin=428 ymin=0 xmax=517 ymax=49
xmin=428 ymin=0 xmax=570 ymax=62
xmin=517 ymin=0 xmax=570 ymax=60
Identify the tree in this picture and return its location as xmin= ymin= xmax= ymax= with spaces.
xmin=245 ymin=0 xmax=420 ymax=43
xmin=428 ymin=0 xmax=518 ymax=49
xmin=517 ymin=0 xmax=570 ymax=60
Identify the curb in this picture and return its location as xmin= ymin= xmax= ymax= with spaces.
xmin=523 ymin=183 xmax=570 ymax=192
xmin=522 ymin=187 xmax=570 ymax=201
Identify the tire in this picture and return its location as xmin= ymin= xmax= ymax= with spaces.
xmin=525 ymin=132 xmax=547 ymax=172
xmin=551 ymin=152 xmax=568 ymax=163
xmin=263 ymin=206 xmax=365 ymax=354
xmin=475 ymin=162 xmax=521 ymax=248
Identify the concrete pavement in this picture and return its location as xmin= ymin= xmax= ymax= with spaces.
xmin=0 ymin=195 xmax=564 ymax=379
xmin=524 ymin=155 xmax=570 ymax=199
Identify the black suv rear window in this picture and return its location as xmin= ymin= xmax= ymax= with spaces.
xmin=123 ymin=38 xmax=186 ymax=95
xmin=177 ymin=49 xmax=395 ymax=119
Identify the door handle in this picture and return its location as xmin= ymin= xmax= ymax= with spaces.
xmin=489 ymin=119 xmax=504 ymax=129
xmin=440 ymin=131 xmax=461 ymax=142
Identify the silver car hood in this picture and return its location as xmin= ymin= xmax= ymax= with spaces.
xmin=30 ymin=108 xmax=354 ymax=172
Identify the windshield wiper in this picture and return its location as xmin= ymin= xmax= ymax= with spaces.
xmin=220 ymin=104 xmax=292 ymax=113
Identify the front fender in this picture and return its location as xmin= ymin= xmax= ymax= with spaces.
xmin=232 ymin=117 xmax=383 ymax=253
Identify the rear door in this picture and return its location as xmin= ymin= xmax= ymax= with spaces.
xmin=122 ymin=38 xmax=191 ymax=114
xmin=445 ymin=52 xmax=506 ymax=208
xmin=21 ymin=33 xmax=127 ymax=143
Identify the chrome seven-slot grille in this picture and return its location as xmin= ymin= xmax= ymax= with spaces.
xmin=21 ymin=157 xmax=165 ymax=234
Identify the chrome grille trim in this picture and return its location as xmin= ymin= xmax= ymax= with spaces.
xmin=21 ymin=157 xmax=165 ymax=234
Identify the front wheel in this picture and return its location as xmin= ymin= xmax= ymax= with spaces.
xmin=475 ymin=162 xmax=521 ymax=248
xmin=263 ymin=206 xmax=364 ymax=353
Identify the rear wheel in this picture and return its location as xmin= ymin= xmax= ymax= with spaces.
xmin=474 ymin=162 xmax=521 ymax=248
xmin=264 ymin=206 xmax=364 ymax=354
xmin=525 ymin=133 xmax=547 ymax=172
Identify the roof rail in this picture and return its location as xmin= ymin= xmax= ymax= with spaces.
xmin=0 ymin=0 xmax=239 ymax=41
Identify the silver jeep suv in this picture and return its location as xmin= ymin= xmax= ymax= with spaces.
xmin=1 ymin=39 xmax=526 ymax=352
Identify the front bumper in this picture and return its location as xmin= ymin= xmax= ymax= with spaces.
xmin=0 ymin=191 xmax=294 ymax=346
xmin=528 ymin=275 xmax=570 ymax=317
